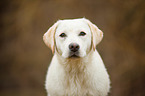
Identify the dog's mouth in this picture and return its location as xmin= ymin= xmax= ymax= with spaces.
xmin=69 ymin=52 xmax=80 ymax=58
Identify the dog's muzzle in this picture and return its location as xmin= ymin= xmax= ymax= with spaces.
xmin=69 ymin=43 xmax=80 ymax=58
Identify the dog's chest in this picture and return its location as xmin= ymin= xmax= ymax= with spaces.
xmin=63 ymin=69 xmax=94 ymax=96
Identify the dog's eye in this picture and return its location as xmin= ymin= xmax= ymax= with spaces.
xmin=59 ymin=33 xmax=66 ymax=37
xmin=79 ymin=31 xmax=86 ymax=36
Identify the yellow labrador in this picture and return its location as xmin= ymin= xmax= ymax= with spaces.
xmin=43 ymin=18 xmax=110 ymax=96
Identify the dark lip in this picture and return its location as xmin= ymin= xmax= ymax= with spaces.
xmin=69 ymin=54 xmax=79 ymax=58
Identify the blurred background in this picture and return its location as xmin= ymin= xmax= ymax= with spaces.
xmin=0 ymin=0 xmax=145 ymax=96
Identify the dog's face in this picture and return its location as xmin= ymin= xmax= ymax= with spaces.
xmin=55 ymin=20 xmax=92 ymax=58
xmin=43 ymin=18 xmax=103 ymax=59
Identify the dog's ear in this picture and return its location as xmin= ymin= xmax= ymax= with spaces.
xmin=43 ymin=21 xmax=59 ymax=53
xmin=84 ymin=18 xmax=103 ymax=50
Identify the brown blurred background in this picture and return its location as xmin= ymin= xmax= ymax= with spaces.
xmin=0 ymin=0 xmax=145 ymax=96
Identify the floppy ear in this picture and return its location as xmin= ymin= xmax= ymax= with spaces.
xmin=84 ymin=19 xmax=103 ymax=50
xmin=43 ymin=21 xmax=59 ymax=53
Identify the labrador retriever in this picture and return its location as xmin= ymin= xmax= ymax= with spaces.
xmin=43 ymin=18 xmax=110 ymax=96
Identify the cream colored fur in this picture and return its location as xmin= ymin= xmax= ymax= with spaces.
xmin=43 ymin=18 xmax=110 ymax=96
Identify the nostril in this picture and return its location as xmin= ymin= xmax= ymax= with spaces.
xmin=76 ymin=45 xmax=79 ymax=50
xmin=69 ymin=45 xmax=74 ymax=49
xmin=69 ymin=43 xmax=80 ymax=52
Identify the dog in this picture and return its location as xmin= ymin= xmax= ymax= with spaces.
xmin=43 ymin=18 xmax=110 ymax=96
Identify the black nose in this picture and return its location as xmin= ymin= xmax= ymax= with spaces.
xmin=69 ymin=43 xmax=80 ymax=52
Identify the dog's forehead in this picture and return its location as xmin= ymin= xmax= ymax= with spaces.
xmin=56 ymin=19 xmax=90 ymax=32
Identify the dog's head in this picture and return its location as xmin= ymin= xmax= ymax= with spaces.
xmin=43 ymin=18 xmax=103 ymax=58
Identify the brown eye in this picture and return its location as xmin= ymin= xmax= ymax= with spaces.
xmin=79 ymin=31 xmax=86 ymax=36
xmin=59 ymin=33 xmax=66 ymax=37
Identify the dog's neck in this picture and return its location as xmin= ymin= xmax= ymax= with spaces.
xmin=55 ymin=49 xmax=94 ymax=74
xmin=55 ymin=50 xmax=95 ymax=94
